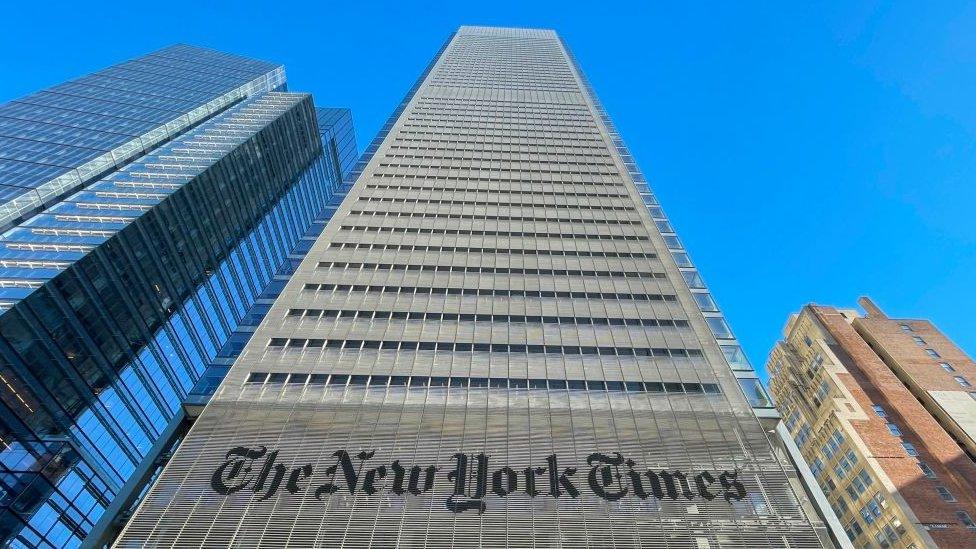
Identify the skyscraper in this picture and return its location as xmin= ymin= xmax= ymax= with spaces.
xmin=118 ymin=27 xmax=830 ymax=547
xmin=0 ymin=46 xmax=356 ymax=548
xmin=768 ymin=298 xmax=976 ymax=548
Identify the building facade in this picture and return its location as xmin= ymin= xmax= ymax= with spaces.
xmin=117 ymin=26 xmax=830 ymax=548
xmin=768 ymin=298 xmax=976 ymax=548
xmin=0 ymin=47 xmax=356 ymax=548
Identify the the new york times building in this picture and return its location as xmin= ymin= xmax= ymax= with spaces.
xmin=117 ymin=26 xmax=829 ymax=548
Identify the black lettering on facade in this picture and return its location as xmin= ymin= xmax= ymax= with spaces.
xmin=586 ymin=452 xmax=628 ymax=501
xmin=211 ymin=446 xmax=267 ymax=495
xmin=546 ymin=454 xmax=580 ymax=498
xmin=491 ymin=467 xmax=518 ymax=497
xmin=720 ymin=470 xmax=747 ymax=502
xmin=446 ymin=453 xmax=489 ymax=513
xmin=211 ymin=446 xmax=750 ymax=511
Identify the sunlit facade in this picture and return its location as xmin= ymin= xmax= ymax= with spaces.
xmin=768 ymin=299 xmax=976 ymax=548
xmin=118 ymin=27 xmax=831 ymax=548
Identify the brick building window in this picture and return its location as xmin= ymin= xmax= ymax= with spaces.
xmin=902 ymin=442 xmax=919 ymax=456
xmin=958 ymin=511 xmax=976 ymax=529
xmin=936 ymin=486 xmax=956 ymax=502
xmin=941 ymin=362 xmax=956 ymax=372
xmin=954 ymin=376 xmax=972 ymax=388
xmin=925 ymin=348 xmax=941 ymax=358
xmin=918 ymin=461 xmax=936 ymax=478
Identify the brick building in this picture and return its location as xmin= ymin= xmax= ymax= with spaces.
xmin=768 ymin=298 xmax=976 ymax=548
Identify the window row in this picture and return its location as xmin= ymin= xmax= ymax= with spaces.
xmin=244 ymin=371 xmax=720 ymax=394
xmin=356 ymin=196 xmax=636 ymax=211
xmin=382 ymin=153 xmax=614 ymax=166
xmin=317 ymin=261 xmax=666 ymax=279
xmin=348 ymin=209 xmax=641 ymax=225
xmin=365 ymin=183 xmax=626 ymax=198
xmin=395 ymin=130 xmax=604 ymax=144
xmin=396 ymin=125 xmax=599 ymax=138
xmin=404 ymin=113 xmax=595 ymax=124
xmin=411 ymin=102 xmax=591 ymax=115
xmin=371 ymin=164 xmax=621 ymax=177
xmin=403 ymin=112 xmax=593 ymax=124
xmin=370 ymin=170 xmax=623 ymax=186
xmin=266 ymin=338 xmax=703 ymax=358
xmin=327 ymin=242 xmax=657 ymax=259
xmin=405 ymin=113 xmax=598 ymax=125
xmin=337 ymin=225 xmax=649 ymax=241
xmin=403 ymin=114 xmax=595 ymax=127
xmin=285 ymin=308 xmax=690 ymax=328
xmin=389 ymin=137 xmax=609 ymax=152
xmin=412 ymin=100 xmax=590 ymax=112
xmin=302 ymin=282 xmax=676 ymax=302
xmin=388 ymin=139 xmax=610 ymax=155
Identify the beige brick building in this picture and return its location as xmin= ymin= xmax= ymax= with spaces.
xmin=768 ymin=298 xmax=976 ymax=548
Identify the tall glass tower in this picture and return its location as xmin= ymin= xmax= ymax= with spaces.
xmin=118 ymin=27 xmax=830 ymax=547
xmin=0 ymin=46 xmax=356 ymax=548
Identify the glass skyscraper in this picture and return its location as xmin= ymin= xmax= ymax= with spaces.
xmin=0 ymin=46 xmax=356 ymax=548
xmin=118 ymin=27 xmax=832 ymax=547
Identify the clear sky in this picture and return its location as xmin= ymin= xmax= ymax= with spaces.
xmin=3 ymin=1 xmax=974 ymax=378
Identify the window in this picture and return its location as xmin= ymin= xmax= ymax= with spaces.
xmin=813 ymin=380 xmax=830 ymax=404
xmin=872 ymin=491 xmax=888 ymax=510
xmin=902 ymin=442 xmax=919 ymax=456
xmin=796 ymin=424 xmax=813 ymax=446
xmin=692 ymin=292 xmax=718 ymax=311
xmin=785 ymin=410 xmax=801 ymax=432
xmin=918 ymin=461 xmax=936 ymax=478
xmin=804 ymin=336 xmax=813 ymax=347
xmin=845 ymin=518 xmax=863 ymax=541
xmin=900 ymin=323 xmax=913 ymax=332
xmin=872 ymin=404 xmax=887 ymax=417
xmin=837 ymin=451 xmax=858 ymax=478
xmin=721 ymin=345 xmax=752 ymax=371
xmin=811 ymin=458 xmax=825 ymax=477
xmin=851 ymin=469 xmax=874 ymax=495
xmin=886 ymin=423 xmax=902 ymax=436
xmin=940 ymin=362 xmax=955 ymax=373
xmin=705 ymin=316 xmax=733 ymax=339
xmin=822 ymin=443 xmax=836 ymax=460
xmin=835 ymin=464 xmax=848 ymax=480
xmin=925 ymin=348 xmax=941 ymax=358
xmin=832 ymin=494 xmax=849 ymax=516
xmin=832 ymin=429 xmax=846 ymax=447
xmin=954 ymin=376 xmax=972 ymax=388
xmin=957 ymin=511 xmax=976 ymax=529
xmin=936 ymin=486 xmax=956 ymax=502
xmin=860 ymin=503 xmax=878 ymax=525
xmin=912 ymin=336 xmax=926 ymax=346
xmin=673 ymin=252 xmax=693 ymax=267
xmin=738 ymin=378 xmax=773 ymax=408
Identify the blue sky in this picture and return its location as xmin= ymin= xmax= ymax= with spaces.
xmin=3 ymin=1 xmax=974 ymax=377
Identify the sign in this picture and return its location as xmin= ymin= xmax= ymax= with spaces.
xmin=211 ymin=446 xmax=747 ymax=513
